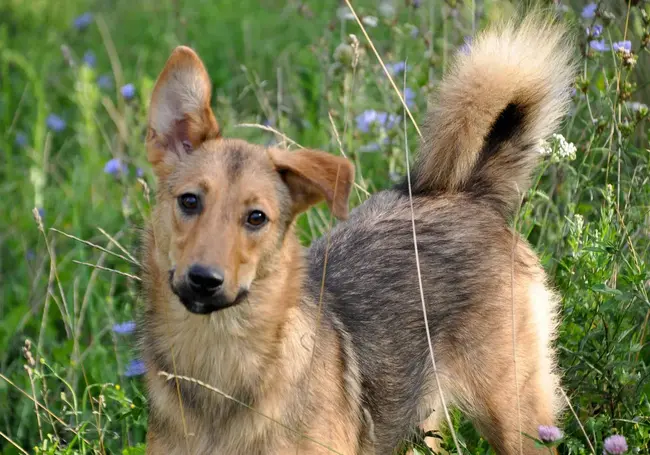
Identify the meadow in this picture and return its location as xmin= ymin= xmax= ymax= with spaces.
xmin=1 ymin=0 xmax=649 ymax=453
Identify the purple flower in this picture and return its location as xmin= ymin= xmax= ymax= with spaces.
xmin=603 ymin=435 xmax=627 ymax=454
xmin=587 ymin=24 xmax=603 ymax=38
xmin=25 ymin=249 xmax=35 ymax=261
xmin=37 ymin=207 xmax=45 ymax=219
xmin=538 ymin=425 xmax=563 ymax=443
xmin=412 ymin=0 xmax=421 ymax=8
xmin=459 ymin=36 xmax=472 ymax=55
xmin=104 ymin=158 xmax=128 ymax=176
xmin=124 ymin=359 xmax=146 ymax=377
xmin=73 ymin=12 xmax=93 ymax=30
xmin=15 ymin=132 xmax=28 ymax=147
xmin=113 ymin=321 xmax=136 ymax=334
xmin=83 ymin=50 xmax=96 ymax=67
xmin=355 ymin=110 xmax=399 ymax=133
xmin=385 ymin=62 xmax=409 ymax=76
xmin=404 ymin=87 xmax=416 ymax=108
xmin=590 ymin=39 xmax=610 ymax=52
xmin=360 ymin=137 xmax=390 ymax=153
xmin=581 ymin=3 xmax=597 ymax=19
xmin=97 ymin=74 xmax=113 ymax=90
xmin=613 ymin=41 xmax=631 ymax=53
xmin=46 ymin=114 xmax=66 ymax=132
xmin=136 ymin=167 xmax=144 ymax=178
xmin=120 ymin=83 xmax=136 ymax=100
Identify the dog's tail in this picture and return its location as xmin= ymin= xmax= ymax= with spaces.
xmin=411 ymin=13 xmax=575 ymax=216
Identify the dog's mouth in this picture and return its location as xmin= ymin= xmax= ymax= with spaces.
xmin=168 ymin=270 xmax=249 ymax=315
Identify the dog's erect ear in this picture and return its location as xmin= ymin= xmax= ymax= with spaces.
xmin=268 ymin=148 xmax=354 ymax=220
xmin=147 ymin=46 xmax=220 ymax=173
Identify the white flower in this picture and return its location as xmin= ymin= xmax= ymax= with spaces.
xmin=539 ymin=134 xmax=577 ymax=162
xmin=336 ymin=7 xmax=354 ymax=21
xmin=362 ymin=16 xmax=378 ymax=27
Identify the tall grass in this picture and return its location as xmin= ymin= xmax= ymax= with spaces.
xmin=0 ymin=0 xmax=648 ymax=454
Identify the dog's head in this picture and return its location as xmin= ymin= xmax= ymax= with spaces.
xmin=146 ymin=46 xmax=354 ymax=315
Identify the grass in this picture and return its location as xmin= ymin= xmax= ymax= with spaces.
xmin=1 ymin=0 xmax=649 ymax=453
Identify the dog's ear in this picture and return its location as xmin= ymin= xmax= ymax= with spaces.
xmin=146 ymin=46 xmax=220 ymax=174
xmin=268 ymin=148 xmax=354 ymax=220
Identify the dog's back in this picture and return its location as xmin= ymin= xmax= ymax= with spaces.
xmin=308 ymin=14 xmax=574 ymax=453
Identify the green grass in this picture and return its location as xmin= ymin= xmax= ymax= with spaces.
xmin=1 ymin=0 xmax=649 ymax=453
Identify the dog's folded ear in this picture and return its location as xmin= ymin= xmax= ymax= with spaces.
xmin=269 ymin=148 xmax=354 ymax=220
xmin=147 ymin=46 xmax=220 ymax=173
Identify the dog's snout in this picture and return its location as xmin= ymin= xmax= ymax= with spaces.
xmin=187 ymin=264 xmax=224 ymax=297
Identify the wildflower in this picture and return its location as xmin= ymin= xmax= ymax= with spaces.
xmin=355 ymin=110 xmax=399 ymax=133
xmin=73 ymin=12 xmax=93 ymax=30
xmin=613 ymin=41 xmax=631 ymax=53
xmin=120 ymin=83 xmax=136 ymax=100
xmin=581 ymin=3 xmax=597 ymax=19
xmin=46 ymin=114 xmax=66 ymax=132
xmin=586 ymin=24 xmax=603 ymax=38
xmin=15 ymin=132 xmax=28 ymax=147
xmin=603 ymin=435 xmax=627 ymax=454
xmin=334 ymin=43 xmax=354 ymax=66
xmin=362 ymin=16 xmax=378 ymax=27
xmin=412 ymin=0 xmax=421 ymax=7
xmin=625 ymin=101 xmax=648 ymax=116
xmin=97 ymin=74 xmax=113 ymax=90
xmin=459 ymin=36 xmax=472 ymax=55
xmin=360 ymin=137 xmax=390 ymax=153
xmin=124 ymin=359 xmax=146 ymax=377
xmin=385 ymin=61 xmax=409 ymax=76
xmin=408 ymin=25 xmax=419 ymax=38
xmin=336 ymin=7 xmax=354 ymax=21
xmin=404 ymin=87 xmax=416 ymax=108
xmin=378 ymin=1 xmax=395 ymax=18
xmin=112 ymin=321 xmax=136 ymax=335
xmin=26 ymin=249 xmax=35 ymax=261
xmin=539 ymin=134 xmax=577 ymax=162
xmin=590 ymin=39 xmax=610 ymax=52
xmin=136 ymin=167 xmax=145 ymax=178
xmin=538 ymin=425 xmax=563 ymax=443
xmin=37 ymin=207 xmax=45 ymax=219
xmin=83 ymin=50 xmax=96 ymax=67
xmin=104 ymin=158 xmax=128 ymax=176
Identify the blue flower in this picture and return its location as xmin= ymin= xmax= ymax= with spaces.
xmin=25 ymin=249 xmax=35 ymax=261
xmin=136 ymin=167 xmax=144 ymax=178
xmin=459 ymin=36 xmax=472 ymax=55
xmin=46 ymin=114 xmax=66 ymax=132
xmin=83 ymin=50 xmax=96 ymax=67
xmin=15 ymin=132 xmax=28 ymax=147
xmin=37 ymin=207 xmax=45 ymax=219
xmin=98 ymin=74 xmax=113 ymax=90
xmin=124 ymin=359 xmax=146 ymax=377
xmin=73 ymin=12 xmax=93 ymax=30
xmin=355 ymin=110 xmax=399 ymax=133
xmin=590 ymin=39 xmax=610 ymax=52
xmin=586 ymin=24 xmax=603 ymax=38
xmin=120 ymin=83 xmax=136 ymax=100
xmin=104 ymin=158 xmax=128 ymax=176
xmin=404 ymin=87 xmax=416 ymax=108
xmin=581 ymin=3 xmax=597 ymax=19
xmin=112 ymin=321 xmax=136 ymax=334
xmin=360 ymin=137 xmax=390 ymax=153
xmin=385 ymin=62 xmax=409 ymax=76
xmin=613 ymin=40 xmax=631 ymax=53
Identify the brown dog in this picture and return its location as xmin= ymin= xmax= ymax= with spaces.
xmin=140 ymin=13 xmax=574 ymax=455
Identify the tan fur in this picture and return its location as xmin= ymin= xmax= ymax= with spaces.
xmin=141 ymin=12 xmax=573 ymax=455
xmin=414 ymin=14 xmax=574 ymax=213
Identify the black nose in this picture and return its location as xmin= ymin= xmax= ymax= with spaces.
xmin=187 ymin=265 xmax=224 ymax=297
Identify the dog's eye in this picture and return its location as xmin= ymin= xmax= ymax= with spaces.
xmin=246 ymin=210 xmax=267 ymax=228
xmin=178 ymin=193 xmax=200 ymax=213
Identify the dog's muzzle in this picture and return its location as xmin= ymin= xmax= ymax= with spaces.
xmin=169 ymin=267 xmax=248 ymax=315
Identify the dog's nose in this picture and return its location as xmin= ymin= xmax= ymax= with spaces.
xmin=187 ymin=265 xmax=224 ymax=297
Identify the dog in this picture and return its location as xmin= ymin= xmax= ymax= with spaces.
xmin=139 ymin=12 xmax=574 ymax=455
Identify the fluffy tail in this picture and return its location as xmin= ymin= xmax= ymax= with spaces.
xmin=412 ymin=13 xmax=575 ymax=216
